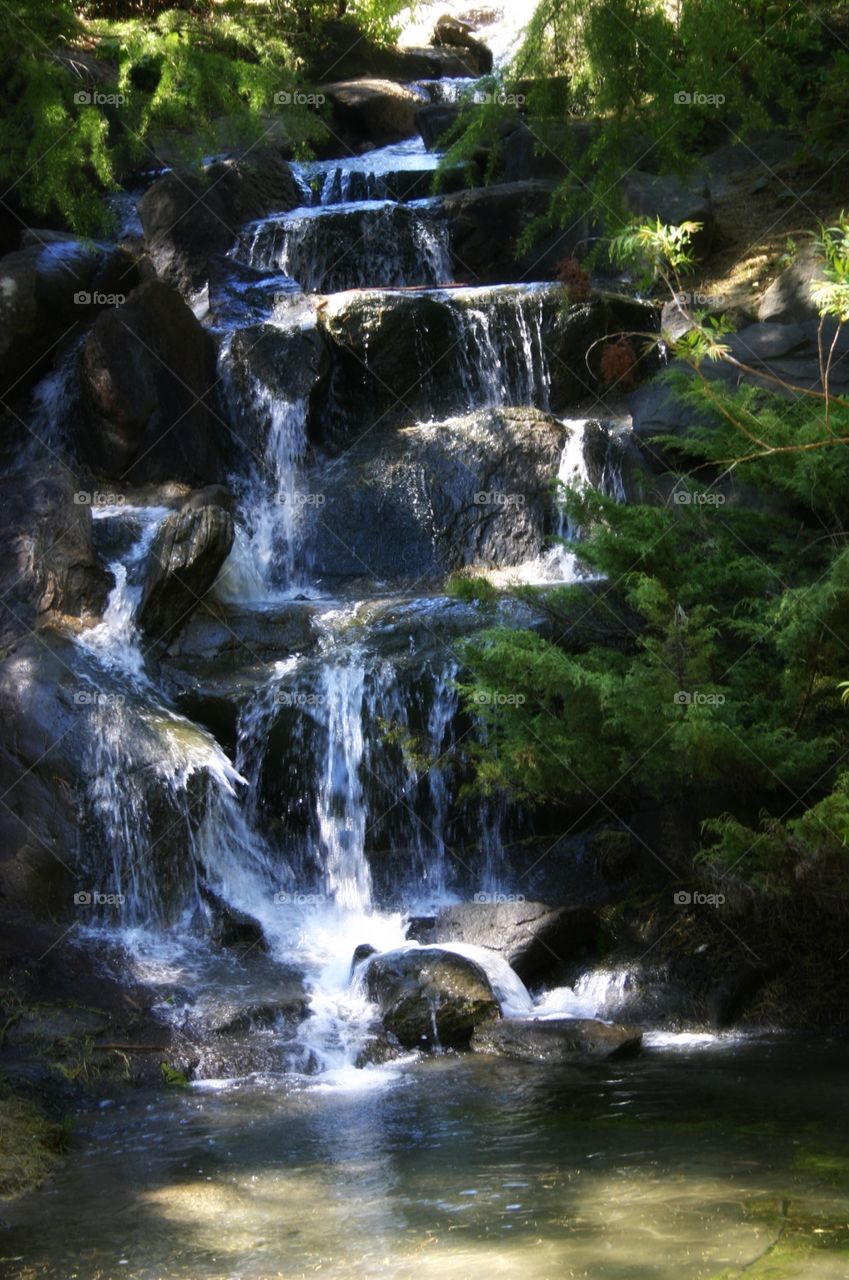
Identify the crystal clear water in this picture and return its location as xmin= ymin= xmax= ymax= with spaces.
xmin=5 ymin=1037 xmax=849 ymax=1279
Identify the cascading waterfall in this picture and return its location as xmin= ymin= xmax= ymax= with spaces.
xmin=241 ymin=199 xmax=453 ymax=292
xmin=454 ymin=290 xmax=552 ymax=410
xmin=66 ymin=117 xmax=637 ymax=1082
xmin=214 ymin=326 xmax=316 ymax=601
xmin=81 ymin=504 xmax=174 ymax=678
xmin=315 ymin=658 xmax=372 ymax=913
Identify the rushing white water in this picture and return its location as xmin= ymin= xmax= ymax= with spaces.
xmin=315 ymin=659 xmax=373 ymax=913
xmin=78 ymin=504 xmax=172 ymax=679
xmin=294 ymin=137 xmax=446 ymax=207
xmin=533 ymin=968 xmax=633 ymax=1020
xmin=242 ymin=199 xmax=453 ymax=292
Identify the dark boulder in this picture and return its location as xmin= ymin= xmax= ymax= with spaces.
xmin=0 ymin=465 xmax=112 ymax=646
xmin=471 ymin=1017 xmax=642 ymax=1063
xmin=137 ymin=503 xmax=235 ymax=644
xmin=440 ymin=181 xmax=577 ymax=283
xmin=0 ymin=239 xmax=139 ymax=402
xmin=416 ymin=103 xmax=462 ymax=150
xmin=138 ymin=150 xmax=302 ymax=295
xmin=323 ymin=80 xmax=424 ymax=148
xmin=432 ymin=15 xmax=493 ymax=75
xmin=307 ymin=407 xmax=566 ymax=584
xmin=79 ymin=280 xmax=225 ymax=485
xmin=430 ymin=900 xmax=603 ymax=983
xmin=364 ymin=946 xmax=500 ymax=1048
xmin=620 ymin=171 xmax=714 ymax=260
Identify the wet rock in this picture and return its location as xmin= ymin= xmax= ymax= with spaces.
xmin=138 ymin=150 xmax=302 ymax=294
xmin=0 ymin=465 xmax=112 ymax=645
xmin=351 ymin=943 xmax=379 ymax=976
xmin=430 ymin=900 xmax=603 ymax=983
xmin=0 ymin=239 xmax=139 ymax=402
xmin=416 ymin=103 xmax=463 ymax=150
xmin=354 ymin=1029 xmax=406 ymax=1068
xmin=309 ymin=19 xmax=475 ymax=83
xmin=200 ymin=886 xmax=267 ymax=954
xmin=471 ymin=1017 xmax=642 ymax=1063
xmin=318 ymin=285 xmax=656 ymax=427
xmin=223 ymin=322 xmax=331 ymax=452
xmin=163 ymin=600 xmax=320 ymax=667
xmin=307 ymin=407 xmax=566 ymax=584
xmin=432 ymin=15 xmax=493 ymax=75
xmin=137 ymin=504 xmax=235 ymax=645
xmin=79 ymin=281 xmax=225 ymax=484
xmin=323 ymin=79 xmax=424 ymax=147
xmin=0 ymin=635 xmax=206 ymax=920
xmin=620 ymin=171 xmax=714 ymax=259
xmin=440 ymin=181 xmax=567 ymax=282
xmin=364 ymin=946 xmax=500 ymax=1048
xmin=706 ymin=962 xmax=772 ymax=1029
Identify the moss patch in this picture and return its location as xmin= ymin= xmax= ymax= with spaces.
xmin=0 ymin=1092 xmax=68 ymax=1199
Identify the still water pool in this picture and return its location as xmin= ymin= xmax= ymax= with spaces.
xmin=3 ymin=1036 xmax=849 ymax=1280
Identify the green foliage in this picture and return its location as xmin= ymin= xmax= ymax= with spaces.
xmin=160 ymin=1060 xmax=189 ymax=1086
xmin=458 ymin=466 xmax=849 ymax=889
xmin=438 ymin=1 xmax=835 ymax=256
xmin=0 ymin=0 xmax=406 ymax=233
xmin=446 ymin=572 xmax=499 ymax=604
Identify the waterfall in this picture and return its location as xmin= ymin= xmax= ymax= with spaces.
xmin=315 ymin=659 xmax=372 ymax=913
xmin=80 ymin=504 xmax=172 ymax=679
xmin=241 ymin=200 xmax=453 ymax=292
xmin=454 ymin=291 xmax=552 ymax=410
xmin=214 ymin=339 xmax=313 ymax=602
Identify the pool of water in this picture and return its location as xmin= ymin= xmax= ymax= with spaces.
xmin=3 ymin=1036 xmax=849 ymax=1279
